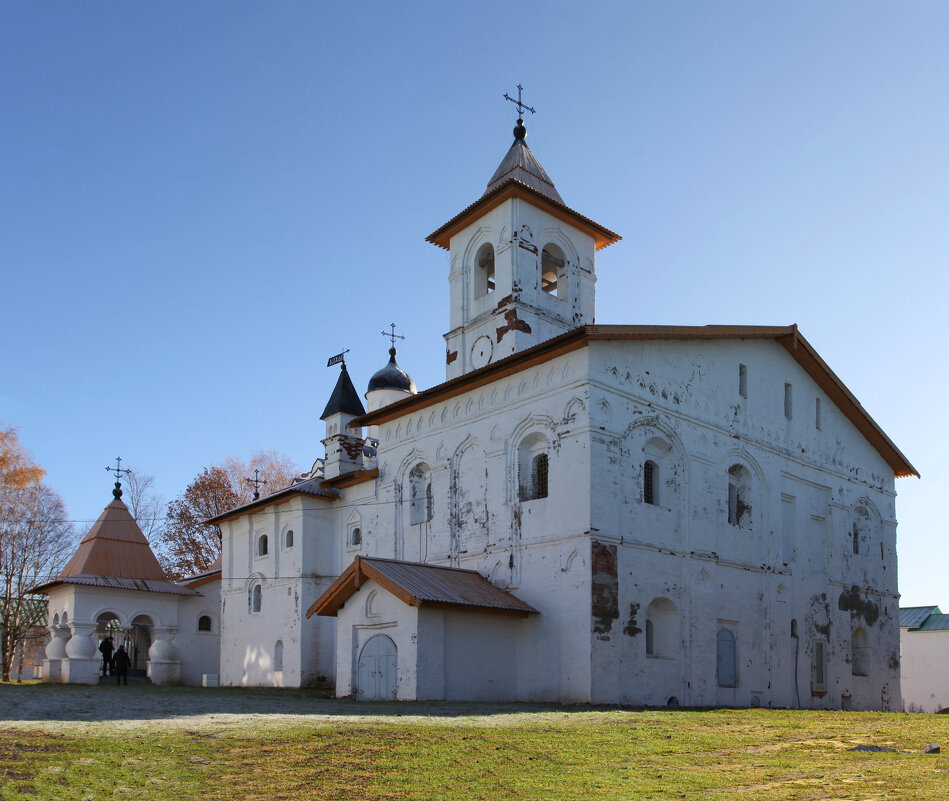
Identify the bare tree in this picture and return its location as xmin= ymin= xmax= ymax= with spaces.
xmin=122 ymin=468 xmax=168 ymax=564
xmin=0 ymin=427 xmax=73 ymax=681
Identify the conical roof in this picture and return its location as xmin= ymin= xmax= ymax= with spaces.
xmin=484 ymin=119 xmax=564 ymax=204
xmin=320 ymin=364 xmax=366 ymax=420
xmin=367 ymin=348 xmax=417 ymax=395
xmin=59 ymin=495 xmax=168 ymax=581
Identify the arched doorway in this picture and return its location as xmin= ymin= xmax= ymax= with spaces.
xmin=95 ymin=612 xmax=123 ymax=677
xmin=357 ymin=634 xmax=397 ymax=701
xmin=129 ymin=615 xmax=154 ymax=672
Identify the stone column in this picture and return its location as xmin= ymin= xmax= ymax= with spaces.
xmin=147 ymin=625 xmax=180 ymax=685
xmin=62 ymin=622 xmax=100 ymax=685
xmin=42 ymin=624 xmax=70 ymax=683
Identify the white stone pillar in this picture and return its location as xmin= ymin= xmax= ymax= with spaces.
xmin=42 ymin=624 xmax=70 ymax=683
xmin=147 ymin=625 xmax=180 ymax=685
xmin=61 ymin=623 xmax=100 ymax=685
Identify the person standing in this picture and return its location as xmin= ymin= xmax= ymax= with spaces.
xmin=98 ymin=635 xmax=114 ymax=676
xmin=112 ymin=645 xmax=130 ymax=685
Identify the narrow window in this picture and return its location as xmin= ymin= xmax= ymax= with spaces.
xmin=285 ymin=530 xmax=294 ymax=549
xmin=198 ymin=615 xmax=212 ymax=632
xmin=813 ymin=641 xmax=826 ymax=689
xmin=738 ymin=364 xmax=748 ymax=398
xmin=475 ymin=243 xmax=495 ymax=297
xmin=257 ymin=535 xmax=268 ymax=557
xmin=541 ymin=244 xmax=566 ymax=298
xmin=352 ymin=527 xmax=362 ymax=547
xmin=727 ymin=465 xmax=752 ymax=529
xmin=851 ymin=629 xmax=869 ymax=677
xmin=643 ymin=460 xmax=658 ymax=506
xmin=645 ymin=619 xmax=655 ymax=655
xmin=274 ymin=640 xmax=284 ymax=672
xmin=409 ymin=463 xmax=434 ymax=525
xmin=815 ymin=397 xmax=822 ymax=430
xmin=790 ymin=619 xmax=798 ymax=638
xmin=784 ymin=383 xmax=793 ymax=420
xmin=717 ymin=629 xmax=737 ymax=687
xmin=851 ymin=522 xmax=860 ymax=555
xmin=532 ymin=453 xmax=549 ymax=499
xmin=250 ymin=584 xmax=262 ymax=614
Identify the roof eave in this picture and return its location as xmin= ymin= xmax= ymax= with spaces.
xmin=426 ymin=180 xmax=620 ymax=252
xmin=205 ymin=484 xmax=339 ymax=525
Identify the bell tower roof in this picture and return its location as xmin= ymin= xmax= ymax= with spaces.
xmin=483 ymin=119 xmax=564 ymax=205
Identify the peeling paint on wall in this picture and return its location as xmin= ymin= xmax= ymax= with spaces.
xmin=591 ymin=541 xmax=619 ymax=638
xmin=623 ymin=602 xmax=642 ymax=637
xmin=838 ymin=585 xmax=880 ymax=627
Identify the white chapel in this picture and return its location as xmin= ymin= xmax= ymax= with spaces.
xmin=40 ymin=108 xmax=916 ymax=710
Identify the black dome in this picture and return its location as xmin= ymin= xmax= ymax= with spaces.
xmin=367 ymin=348 xmax=417 ymax=395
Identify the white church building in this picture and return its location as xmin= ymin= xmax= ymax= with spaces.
xmin=38 ymin=110 xmax=916 ymax=710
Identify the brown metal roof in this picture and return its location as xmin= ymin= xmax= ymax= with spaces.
xmin=32 ymin=575 xmax=198 ymax=596
xmin=205 ymin=477 xmax=339 ymax=525
xmin=30 ymin=496 xmax=199 ymax=596
xmin=484 ymin=137 xmax=564 ymax=204
xmin=350 ymin=324 xmax=917 ymax=479
xmin=307 ymin=556 xmax=538 ymax=619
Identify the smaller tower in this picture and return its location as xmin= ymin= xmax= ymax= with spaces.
xmin=320 ymin=363 xmax=367 ymax=480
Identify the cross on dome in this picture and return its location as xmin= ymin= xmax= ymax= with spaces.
xmin=104 ymin=456 xmax=132 ymax=499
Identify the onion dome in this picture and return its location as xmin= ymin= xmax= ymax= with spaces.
xmin=367 ymin=347 xmax=417 ymax=395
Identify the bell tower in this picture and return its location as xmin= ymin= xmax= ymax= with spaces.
xmin=427 ymin=90 xmax=620 ymax=380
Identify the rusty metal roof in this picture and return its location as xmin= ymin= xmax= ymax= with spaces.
xmin=900 ymin=605 xmax=942 ymax=629
xmin=30 ymin=496 xmax=200 ymax=596
xmin=33 ymin=575 xmax=198 ymax=596
xmin=485 ymin=136 xmax=564 ymax=204
xmin=307 ymin=556 xmax=538 ymax=619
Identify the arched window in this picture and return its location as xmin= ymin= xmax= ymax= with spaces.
xmin=541 ymin=243 xmax=566 ymax=298
xmin=257 ymin=534 xmax=269 ymax=557
xmin=717 ymin=629 xmax=737 ymax=687
xmin=409 ymin=463 xmax=434 ymax=525
xmin=475 ymin=243 xmax=495 ymax=297
xmin=851 ymin=628 xmax=869 ymax=677
xmin=518 ymin=433 xmax=549 ymax=501
xmin=249 ymin=584 xmax=262 ymax=614
xmin=197 ymin=615 xmax=212 ymax=632
xmin=273 ymin=640 xmax=284 ymax=672
xmin=643 ymin=460 xmax=659 ymax=506
xmin=285 ymin=529 xmax=294 ymax=549
xmin=727 ymin=465 xmax=752 ymax=529
xmin=852 ymin=505 xmax=870 ymax=555
xmin=645 ymin=598 xmax=679 ymax=658
xmin=351 ymin=526 xmax=362 ymax=547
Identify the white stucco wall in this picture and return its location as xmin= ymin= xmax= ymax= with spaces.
xmin=900 ymin=629 xmax=949 ymax=713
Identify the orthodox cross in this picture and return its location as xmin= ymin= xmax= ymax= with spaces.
xmin=381 ymin=323 xmax=405 ymax=348
xmin=327 ymin=348 xmax=350 ymax=368
xmin=105 ymin=457 xmax=132 ymax=498
xmin=245 ymin=469 xmax=268 ymax=501
xmin=503 ymin=84 xmax=536 ymax=117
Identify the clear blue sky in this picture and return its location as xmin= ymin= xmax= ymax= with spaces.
xmin=1 ymin=2 xmax=946 ymax=605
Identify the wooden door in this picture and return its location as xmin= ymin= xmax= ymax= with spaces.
xmin=357 ymin=634 xmax=397 ymax=701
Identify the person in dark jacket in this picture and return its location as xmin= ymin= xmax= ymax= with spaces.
xmin=98 ymin=635 xmax=114 ymax=676
xmin=112 ymin=645 xmax=131 ymax=685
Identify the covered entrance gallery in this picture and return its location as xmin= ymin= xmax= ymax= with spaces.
xmin=307 ymin=555 xmax=537 ymax=701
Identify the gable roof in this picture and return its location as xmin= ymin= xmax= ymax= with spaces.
xmin=307 ymin=555 xmax=538 ymax=619
xmin=900 ymin=605 xmax=942 ymax=629
xmin=30 ymin=496 xmax=197 ymax=597
xmin=320 ymin=364 xmax=366 ymax=420
xmin=205 ymin=476 xmax=338 ymax=525
xmin=351 ymin=324 xmax=918 ymax=479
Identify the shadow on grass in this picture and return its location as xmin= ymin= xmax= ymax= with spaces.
xmin=0 ymin=683 xmax=684 ymax=723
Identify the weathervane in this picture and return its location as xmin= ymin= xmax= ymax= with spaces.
xmin=245 ymin=469 xmax=268 ymax=501
xmin=105 ymin=457 xmax=132 ymax=499
xmin=503 ymin=84 xmax=536 ymax=118
xmin=327 ymin=348 xmax=350 ymax=368
xmin=381 ymin=323 xmax=405 ymax=349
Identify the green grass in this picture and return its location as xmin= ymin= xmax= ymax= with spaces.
xmin=1 ymin=685 xmax=948 ymax=799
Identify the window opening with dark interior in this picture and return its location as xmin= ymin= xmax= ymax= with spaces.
xmin=198 ymin=615 xmax=212 ymax=632
xmin=517 ymin=433 xmax=549 ymax=501
xmin=285 ymin=529 xmax=294 ymax=549
xmin=476 ymin=243 xmax=495 ymax=297
xmin=541 ymin=244 xmax=566 ymax=298
xmin=643 ymin=460 xmax=658 ymax=506
xmin=257 ymin=535 xmax=268 ymax=557
xmin=351 ymin=527 xmax=362 ymax=547
xmin=532 ymin=453 xmax=549 ymax=499
xmin=250 ymin=584 xmax=262 ymax=614
xmin=727 ymin=465 xmax=752 ymax=529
